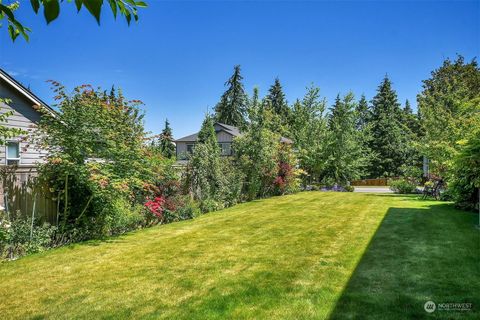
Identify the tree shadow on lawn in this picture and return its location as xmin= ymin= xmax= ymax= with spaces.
xmin=328 ymin=202 xmax=479 ymax=320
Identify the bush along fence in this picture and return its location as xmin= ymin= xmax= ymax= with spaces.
xmin=0 ymin=166 xmax=58 ymax=260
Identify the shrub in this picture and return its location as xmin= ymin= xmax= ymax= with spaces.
xmin=389 ymin=178 xmax=418 ymax=194
xmin=34 ymin=84 xmax=172 ymax=239
xmin=200 ymin=199 xmax=223 ymax=213
xmin=176 ymin=199 xmax=201 ymax=220
xmin=449 ymin=130 xmax=480 ymax=211
xmin=108 ymin=200 xmax=144 ymax=235
xmin=0 ymin=217 xmax=56 ymax=260
xmin=344 ymin=185 xmax=354 ymax=192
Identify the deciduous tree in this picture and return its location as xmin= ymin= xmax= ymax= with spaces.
xmin=417 ymin=55 xmax=480 ymax=177
xmin=323 ymin=93 xmax=368 ymax=184
xmin=1 ymin=0 xmax=148 ymax=42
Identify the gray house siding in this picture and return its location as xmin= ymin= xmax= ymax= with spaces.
xmin=216 ymin=130 xmax=233 ymax=142
xmin=0 ymin=77 xmax=48 ymax=167
xmin=176 ymin=129 xmax=236 ymax=160
xmin=175 ymin=141 xmax=189 ymax=159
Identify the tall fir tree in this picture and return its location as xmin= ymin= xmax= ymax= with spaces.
xmin=247 ymin=87 xmax=261 ymax=125
xmin=355 ymin=94 xmax=370 ymax=130
xmin=266 ymin=78 xmax=290 ymax=116
xmin=158 ymin=119 xmax=175 ymax=159
xmin=354 ymin=94 xmax=373 ymax=178
xmin=401 ymin=99 xmax=420 ymax=136
xmin=214 ymin=65 xmax=248 ymax=128
xmin=368 ymin=76 xmax=408 ymax=177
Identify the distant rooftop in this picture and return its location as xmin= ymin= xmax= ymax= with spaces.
xmin=175 ymin=122 xmax=242 ymax=142
xmin=175 ymin=122 xmax=293 ymax=145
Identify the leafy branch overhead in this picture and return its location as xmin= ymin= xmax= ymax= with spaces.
xmin=0 ymin=0 xmax=148 ymax=42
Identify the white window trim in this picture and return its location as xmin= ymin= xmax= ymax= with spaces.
xmin=5 ymin=140 xmax=21 ymax=165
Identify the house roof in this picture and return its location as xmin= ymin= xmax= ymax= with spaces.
xmin=0 ymin=68 xmax=57 ymax=117
xmin=175 ymin=132 xmax=199 ymax=142
xmin=215 ymin=122 xmax=242 ymax=137
xmin=175 ymin=122 xmax=293 ymax=144
xmin=175 ymin=122 xmax=242 ymax=142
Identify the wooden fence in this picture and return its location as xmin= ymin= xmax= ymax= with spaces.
xmin=0 ymin=166 xmax=57 ymax=224
xmin=350 ymin=177 xmax=399 ymax=186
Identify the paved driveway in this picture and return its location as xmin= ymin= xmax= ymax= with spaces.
xmin=353 ymin=186 xmax=393 ymax=193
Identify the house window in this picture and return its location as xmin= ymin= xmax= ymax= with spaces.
xmin=187 ymin=144 xmax=195 ymax=154
xmin=6 ymin=141 xmax=20 ymax=165
xmin=219 ymin=143 xmax=232 ymax=156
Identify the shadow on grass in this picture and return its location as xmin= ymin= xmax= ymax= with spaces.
xmin=328 ymin=202 xmax=479 ymax=320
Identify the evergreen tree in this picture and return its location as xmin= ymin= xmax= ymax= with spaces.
xmin=399 ymin=100 xmax=423 ymax=177
xmin=400 ymin=99 xmax=421 ymax=137
xmin=368 ymin=76 xmax=408 ymax=177
xmin=197 ymin=115 xmax=218 ymax=145
xmin=404 ymin=99 xmax=412 ymax=113
xmin=323 ymin=93 xmax=367 ymax=184
xmin=187 ymin=115 xmax=244 ymax=208
xmin=189 ymin=115 xmax=223 ymax=201
xmin=158 ymin=119 xmax=175 ymax=159
xmin=355 ymin=94 xmax=370 ymax=130
xmin=247 ymin=87 xmax=261 ymax=125
xmin=266 ymin=78 xmax=290 ymax=119
xmin=214 ymin=65 xmax=248 ymax=128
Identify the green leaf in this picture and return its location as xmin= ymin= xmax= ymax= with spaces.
xmin=135 ymin=1 xmax=147 ymax=8
xmin=30 ymin=0 xmax=41 ymax=14
xmin=8 ymin=25 xmax=19 ymax=41
xmin=124 ymin=10 xmax=131 ymax=25
xmin=0 ymin=4 xmax=15 ymax=20
xmin=117 ymin=0 xmax=126 ymax=14
xmin=83 ymin=0 xmax=103 ymax=24
xmin=108 ymin=0 xmax=117 ymax=18
xmin=44 ymin=0 xmax=60 ymax=24
xmin=74 ymin=0 xmax=83 ymax=12
xmin=133 ymin=9 xmax=138 ymax=22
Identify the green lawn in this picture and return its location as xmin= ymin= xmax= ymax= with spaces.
xmin=0 ymin=192 xmax=478 ymax=319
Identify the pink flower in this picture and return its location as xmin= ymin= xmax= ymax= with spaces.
xmin=144 ymin=196 xmax=165 ymax=219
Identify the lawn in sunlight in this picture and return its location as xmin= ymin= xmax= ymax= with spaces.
xmin=0 ymin=192 xmax=478 ymax=319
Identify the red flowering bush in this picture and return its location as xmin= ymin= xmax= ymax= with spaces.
xmin=273 ymin=162 xmax=293 ymax=194
xmin=273 ymin=176 xmax=286 ymax=190
xmin=144 ymin=196 xmax=165 ymax=219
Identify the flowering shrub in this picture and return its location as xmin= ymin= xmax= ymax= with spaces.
xmin=144 ymin=196 xmax=166 ymax=220
xmin=274 ymin=162 xmax=294 ymax=195
xmin=34 ymin=84 xmax=162 ymax=238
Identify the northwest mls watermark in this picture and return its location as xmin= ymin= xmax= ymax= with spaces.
xmin=424 ymin=300 xmax=473 ymax=313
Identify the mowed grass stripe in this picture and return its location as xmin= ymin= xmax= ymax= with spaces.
xmin=0 ymin=192 xmax=478 ymax=319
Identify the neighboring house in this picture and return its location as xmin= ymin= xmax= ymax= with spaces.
xmin=0 ymin=68 xmax=55 ymax=169
xmin=0 ymin=69 xmax=58 ymax=210
xmin=175 ymin=122 xmax=293 ymax=161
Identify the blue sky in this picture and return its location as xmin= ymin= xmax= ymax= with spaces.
xmin=1 ymin=0 xmax=478 ymax=139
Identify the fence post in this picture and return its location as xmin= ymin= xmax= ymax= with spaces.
xmin=30 ymin=193 xmax=37 ymax=240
